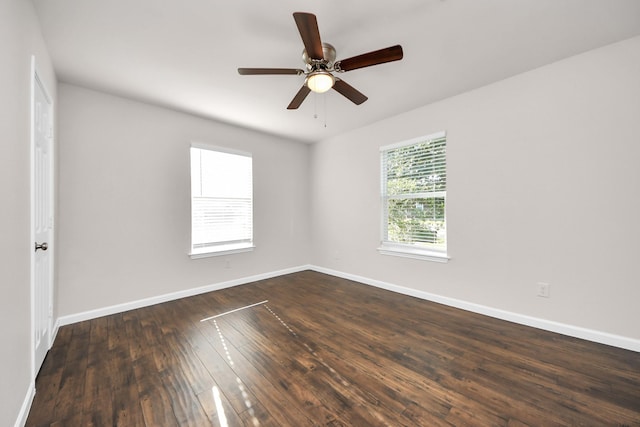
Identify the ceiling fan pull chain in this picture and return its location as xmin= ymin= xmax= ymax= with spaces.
xmin=313 ymin=91 xmax=318 ymax=119
xmin=324 ymin=95 xmax=327 ymax=128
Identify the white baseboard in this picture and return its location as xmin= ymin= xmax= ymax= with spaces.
xmin=53 ymin=263 xmax=639 ymax=353
xmin=309 ymin=265 xmax=640 ymax=353
xmin=57 ymin=265 xmax=310 ymax=327
xmin=14 ymin=383 xmax=35 ymax=427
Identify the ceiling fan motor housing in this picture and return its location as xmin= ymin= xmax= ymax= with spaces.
xmin=303 ymin=42 xmax=336 ymax=70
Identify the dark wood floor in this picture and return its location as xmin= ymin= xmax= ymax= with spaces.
xmin=26 ymin=270 xmax=640 ymax=426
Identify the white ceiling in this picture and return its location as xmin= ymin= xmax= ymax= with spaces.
xmin=33 ymin=0 xmax=640 ymax=144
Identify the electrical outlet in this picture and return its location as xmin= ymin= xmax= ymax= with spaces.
xmin=537 ymin=282 xmax=550 ymax=298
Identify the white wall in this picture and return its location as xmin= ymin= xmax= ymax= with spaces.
xmin=0 ymin=0 xmax=56 ymax=425
xmin=57 ymin=84 xmax=310 ymax=317
xmin=310 ymin=36 xmax=640 ymax=341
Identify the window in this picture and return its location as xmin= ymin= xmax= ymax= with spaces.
xmin=190 ymin=145 xmax=253 ymax=258
xmin=379 ymin=131 xmax=448 ymax=262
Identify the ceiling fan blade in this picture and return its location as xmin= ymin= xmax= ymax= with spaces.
xmin=332 ymin=79 xmax=368 ymax=105
xmin=238 ymin=68 xmax=303 ymax=75
xmin=293 ymin=12 xmax=324 ymax=60
xmin=287 ymin=85 xmax=311 ymax=110
xmin=336 ymin=45 xmax=403 ymax=72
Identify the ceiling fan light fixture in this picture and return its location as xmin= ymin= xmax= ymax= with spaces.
xmin=306 ymin=71 xmax=335 ymax=93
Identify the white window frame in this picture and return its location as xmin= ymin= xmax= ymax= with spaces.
xmin=189 ymin=143 xmax=254 ymax=259
xmin=378 ymin=131 xmax=449 ymax=263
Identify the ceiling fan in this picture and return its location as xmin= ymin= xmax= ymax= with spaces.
xmin=238 ymin=12 xmax=404 ymax=110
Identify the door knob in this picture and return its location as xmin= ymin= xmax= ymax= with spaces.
xmin=35 ymin=242 xmax=48 ymax=252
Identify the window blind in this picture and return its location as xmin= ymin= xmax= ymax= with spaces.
xmin=381 ymin=132 xmax=447 ymax=253
xmin=190 ymin=146 xmax=253 ymax=254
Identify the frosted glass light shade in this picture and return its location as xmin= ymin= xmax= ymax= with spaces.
xmin=306 ymin=72 xmax=335 ymax=93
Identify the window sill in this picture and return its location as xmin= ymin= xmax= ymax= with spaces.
xmin=377 ymin=244 xmax=449 ymax=263
xmin=189 ymin=243 xmax=255 ymax=259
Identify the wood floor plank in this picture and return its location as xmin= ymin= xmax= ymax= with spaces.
xmin=224 ymin=307 xmax=409 ymax=426
xmin=26 ymin=270 xmax=640 ymax=426
xmin=199 ymin=318 xmax=320 ymax=426
xmin=25 ymin=369 xmax=64 ymax=426
xmin=288 ymin=312 xmax=460 ymax=425
xmin=189 ymin=328 xmax=258 ymax=416
xmin=108 ymin=314 xmax=146 ymax=426
xmin=196 ymin=386 xmax=244 ymax=427
xmin=266 ymin=299 xmax=460 ymax=422
xmin=81 ymin=317 xmax=113 ymax=426
xmin=235 ymin=401 xmax=280 ymax=427
xmin=110 ymin=378 xmax=146 ymax=427
xmin=81 ymin=363 xmax=114 ymax=426
xmin=134 ymin=351 xmax=180 ymax=427
xmin=51 ymin=321 xmax=90 ymax=423
xmin=159 ymin=367 xmax=212 ymax=427
xmin=175 ymin=297 xmax=276 ymax=421
xmin=226 ymin=326 xmax=354 ymax=425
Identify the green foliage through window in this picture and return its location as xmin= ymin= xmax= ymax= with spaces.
xmin=381 ymin=134 xmax=446 ymax=251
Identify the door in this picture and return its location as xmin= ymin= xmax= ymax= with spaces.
xmin=32 ymin=66 xmax=54 ymax=375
